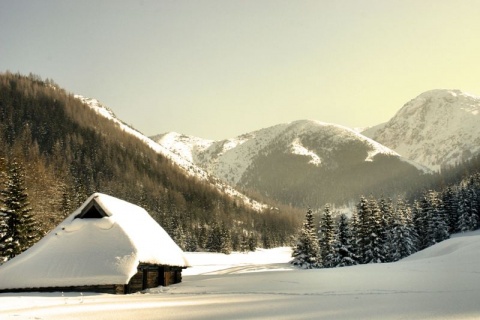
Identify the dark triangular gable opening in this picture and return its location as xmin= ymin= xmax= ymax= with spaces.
xmin=75 ymin=196 xmax=110 ymax=219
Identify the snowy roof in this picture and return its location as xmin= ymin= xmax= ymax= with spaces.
xmin=0 ymin=193 xmax=189 ymax=290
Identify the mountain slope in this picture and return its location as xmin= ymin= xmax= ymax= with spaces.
xmin=0 ymin=73 xmax=299 ymax=251
xmin=153 ymin=120 xmax=426 ymax=207
xmin=75 ymin=95 xmax=266 ymax=212
xmin=363 ymin=89 xmax=480 ymax=171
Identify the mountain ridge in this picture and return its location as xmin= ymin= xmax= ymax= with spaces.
xmin=152 ymin=119 xmax=426 ymax=207
xmin=363 ymin=89 xmax=480 ymax=171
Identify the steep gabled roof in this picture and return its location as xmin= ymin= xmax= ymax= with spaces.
xmin=0 ymin=193 xmax=189 ymax=291
xmin=75 ymin=195 xmax=110 ymax=219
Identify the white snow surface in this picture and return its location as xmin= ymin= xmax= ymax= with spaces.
xmin=0 ymin=193 xmax=189 ymax=290
xmin=291 ymin=137 xmax=322 ymax=166
xmin=363 ymin=89 xmax=480 ymax=171
xmin=2 ymin=231 xmax=480 ymax=319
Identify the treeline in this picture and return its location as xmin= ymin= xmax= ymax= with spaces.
xmin=292 ymin=172 xmax=480 ymax=269
xmin=0 ymin=72 xmax=301 ymax=260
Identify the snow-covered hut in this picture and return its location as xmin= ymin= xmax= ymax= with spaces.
xmin=0 ymin=193 xmax=190 ymax=294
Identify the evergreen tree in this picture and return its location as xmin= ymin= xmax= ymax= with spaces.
xmin=184 ymin=233 xmax=198 ymax=252
xmin=291 ymin=208 xmax=322 ymax=269
xmin=0 ymin=211 xmax=7 ymax=263
xmin=378 ymin=197 xmax=394 ymax=262
xmin=471 ymin=174 xmax=480 ymax=226
xmin=356 ymin=196 xmax=385 ymax=264
xmin=420 ymin=190 xmax=449 ymax=248
xmin=457 ymin=185 xmax=479 ymax=232
xmin=390 ymin=198 xmax=418 ymax=261
xmin=349 ymin=209 xmax=359 ymax=261
xmin=412 ymin=199 xmax=426 ymax=250
xmin=59 ymin=183 xmax=74 ymax=218
xmin=402 ymin=199 xmax=419 ymax=254
xmin=197 ymin=224 xmax=208 ymax=250
xmin=318 ymin=204 xmax=336 ymax=267
xmin=442 ymin=186 xmax=459 ymax=234
xmin=240 ymin=233 xmax=249 ymax=252
xmin=369 ymin=197 xmax=386 ymax=263
xmin=206 ymin=222 xmax=222 ymax=253
xmin=355 ymin=196 xmax=370 ymax=264
xmin=219 ymin=223 xmax=232 ymax=254
xmin=0 ymin=159 xmax=38 ymax=260
xmin=332 ymin=213 xmax=357 ymax=267
xmin=204 ymin=222 xmax=232 ymax=254
xmin=247 ymin=232 xmax=258 ymax=252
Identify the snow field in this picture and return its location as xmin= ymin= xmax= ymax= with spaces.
xmin=1 ymin=231 xmax=480 ymax=319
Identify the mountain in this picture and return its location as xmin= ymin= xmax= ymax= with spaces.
xmin=75 ymin=95 xmax=267 ymax=212
xmin=363 ymin=89 xmax=480 ymax=171
xmin=153 ymin=120 xmax=427 ymax=207
xmin=0 ymin=73 xmax=299 ymax=252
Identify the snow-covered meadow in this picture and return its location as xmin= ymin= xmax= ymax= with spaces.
xmin=2 ymin=231 xmax=480 ymax=319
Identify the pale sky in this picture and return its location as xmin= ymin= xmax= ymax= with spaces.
xmin=1 ymin=1 xmax=479 ymax=140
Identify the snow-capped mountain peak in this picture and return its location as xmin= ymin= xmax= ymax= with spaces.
xmin=363 ymin=89 xmax=480 ymax=171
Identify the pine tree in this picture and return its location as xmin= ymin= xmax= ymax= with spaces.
xmin=59 ymin=183 xmax=74 ymax=218
xmin=247 ymin=232 xmax=257 ymax=252
xmin=471 ymin=174 xmax=480 ymax=226
xmin=197 ymin=224 xmax=208 ymax=250
xmin=240 ymin=233 xmax=249 ymax=253
xmin=356 ymin=196 xmax=385 ymax=264
xmin=349 ymin=209 xmax=359 ymax=261
xmin=420 ymin=190 xmax=449 ymax=248
xmin=0 ymin=159 xmax=38 ymax=260
xmin=402 ymin=199 xmax=419 ymax=255
xmin=319 ymin=204 xmax=336 ymax=268
xmin=332 ymin=213 xmax=358 ymax=267
xmin=378 ymin=197 xmax=394 ymax=262
xmin=356 ymin=196 xmax=370 ymax=264
xmin=0 ymin=211 xmax=8 ymax=263
xmin=219 ymin=223 xmax=232 ymax=254
xmin=412 ymin=199 xmax=426 ymax=250
xmin=457 ymin=185 xmax=478 ymax=232
xmin=184 ymin=233 xmax=198 ymax=252
xmin=369 ymin=197 xmax=386 ymax=263
xmin=442 ymin=186 xmax=459 ymax=234
xmin=291 ymin=208 xmax=322 ymax=269
xmin=390 ymin=198 xmax=418 ymax=261
xmin=206 ymin=222 xmax=222 ymax=253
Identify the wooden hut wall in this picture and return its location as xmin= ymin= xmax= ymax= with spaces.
xmin=0 ymin=284 xmax=126 ymax=295
xmin=125 ymin=264 xmax=184 ymax=293
xmin=126 ymin=269 xmax=144 ymax=293
xmin=162 ymin=266 xmax=184 ymax=286
xmin=0 ymin=265 xmax=187 ymax=295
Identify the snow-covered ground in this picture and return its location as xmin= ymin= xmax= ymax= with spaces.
xmin=2 ymin=231 xmax=480 ymax=319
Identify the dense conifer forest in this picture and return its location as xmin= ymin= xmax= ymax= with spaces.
xmin=0 ymin=73 xmax=301 ymax=262
xmin=292 ymin=169 xmax=480 ymax=269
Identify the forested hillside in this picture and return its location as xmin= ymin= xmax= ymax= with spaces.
xmin=0 ymin=73 xmax=301 ymax=260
